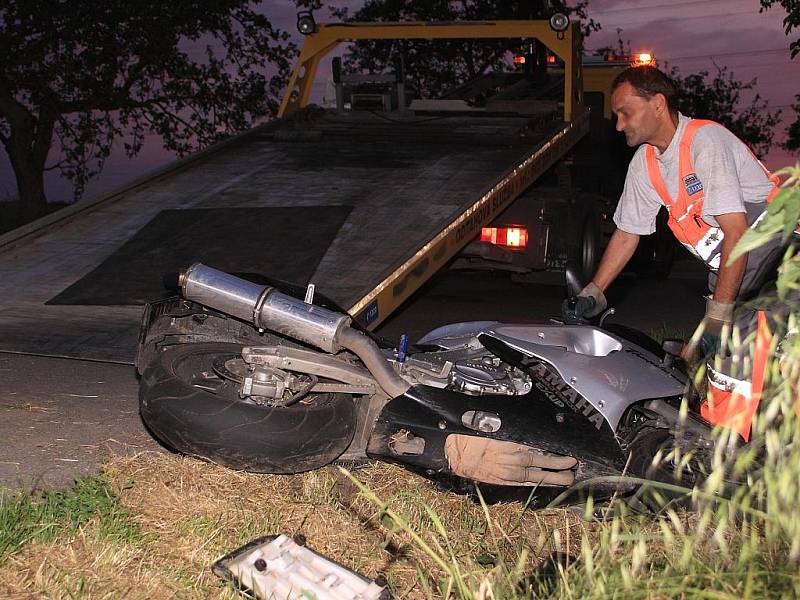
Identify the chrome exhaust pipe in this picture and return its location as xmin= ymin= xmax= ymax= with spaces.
xmin=180 ymin=263 xmax=350 ymax=354
xmin=179 ymin=263 xmax=410 ymax=397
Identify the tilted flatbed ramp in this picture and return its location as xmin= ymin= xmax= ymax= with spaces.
xmin=0 ymin=108 xmax=587 ymax=363
xmin=0 ymin=20 xmax=590 ymax=363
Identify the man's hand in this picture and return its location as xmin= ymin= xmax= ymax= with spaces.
xmin=681 ymin=297 xmax=734 ymax=360
xmin=562 ymin=282 xmax=607 ymax=323
xmin=560 ymin=227 xmax=636 ymax=323
xmin=680 ymin=212 xmax=746 ymax=360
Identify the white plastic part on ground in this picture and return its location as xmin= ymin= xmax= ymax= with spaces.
xmin=213 ymin=534 xmax=388 ymax=600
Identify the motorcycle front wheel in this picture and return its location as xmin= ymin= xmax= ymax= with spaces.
xmin=139 ymin=343 xmax=357 ymax=473
xmin=625 ymin=427 xmax=711 ymax=511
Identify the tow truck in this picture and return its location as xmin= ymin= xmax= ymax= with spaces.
xmin=0 ymin=18 xmax=664 ymax=365
xmin=454 ymin=50 xmax=675 ymax=279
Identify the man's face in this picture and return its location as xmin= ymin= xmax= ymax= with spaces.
xmin=611 ymin=81 xmax=661 ymax=147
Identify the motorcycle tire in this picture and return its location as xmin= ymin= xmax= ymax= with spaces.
xmin=139 ymin=342 xmax=357 ymax=474
xmin=625 ymin=427 xmax=710 ymax=512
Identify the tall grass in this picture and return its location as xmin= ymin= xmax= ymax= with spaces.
xmin=343 ymin=163 xmax=800 ymax=599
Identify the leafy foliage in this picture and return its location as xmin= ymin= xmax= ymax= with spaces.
xmin=786 ymin=95 xmax=800 ymax=152
xmin=669 ymin=65 xmax=782 ymax=158
xmin=760 ymin=0 xmax=800 ymax=58
xmin=328 ymin=0 xmax=600 ymax=100
xmin=0 ymin=0 xmax=297 ymax=211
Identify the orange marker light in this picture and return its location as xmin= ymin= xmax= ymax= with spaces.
xmin=480 ymin=226 xmax=528 ymax=249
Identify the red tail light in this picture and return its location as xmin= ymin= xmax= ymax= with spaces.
xmin=480 ymin=226 xmax=528 ymax=249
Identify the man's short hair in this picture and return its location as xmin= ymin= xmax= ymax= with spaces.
xmin=611 ymin=66 xmax=678 ymax=114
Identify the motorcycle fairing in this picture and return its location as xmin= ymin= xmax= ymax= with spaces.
xmin=484 ymin=325 xmax=686 ymax=429
xmin=418 ymin=321 xmax=686 ymax=430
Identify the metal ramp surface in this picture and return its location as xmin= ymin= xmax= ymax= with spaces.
xmin=0 ymin=108 xmax=586 ymax=363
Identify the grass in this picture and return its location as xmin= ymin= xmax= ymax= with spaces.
xmin=0 ymin=475 xmax=145 ymax=563
xmin=0 ymin=456 xmax=587 ymax=599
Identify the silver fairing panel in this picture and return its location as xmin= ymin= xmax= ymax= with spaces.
xmin=486 ymin=325 xmax=686 ymax=429
xmin=417 ymin=321 xmax=500 ymax=348
xmin=418 ymin=322 xmax=686 ymax=430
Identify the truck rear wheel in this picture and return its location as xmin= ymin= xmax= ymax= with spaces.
xmin=579 ymin=216 xmax=600 ymax=282
xmin=139 ymin=343 xmax=357 ymax=473
xmin=634 ymin=211 xmax=675 ymax=279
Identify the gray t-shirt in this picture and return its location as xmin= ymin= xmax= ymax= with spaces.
xmin=614 ymin=113 xmax=774 ymax=236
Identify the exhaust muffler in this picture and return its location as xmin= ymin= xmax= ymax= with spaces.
xmin=180 ymin=263 xmax=350 ymax=354
xmin=179 ymin=263 xmax=410 ymax=397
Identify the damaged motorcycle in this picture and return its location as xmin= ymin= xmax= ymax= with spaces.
xmin=137 ymin=263 xmax=716 ymax=498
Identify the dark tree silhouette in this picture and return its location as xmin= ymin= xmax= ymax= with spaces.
xmin=327 ymin=0 xmax=600 ymax=100
xmin=0 ymin=0 xmax=297 ymax=216
xmin=669 ymin=65 xmax=782 ymax=158
xmin=760 ymin=0 xmax=800 ymax=58
xmin=759 ymin=0 xmax=800 ymax=152
xmin=784 ymin=94 xmax=800 ymax=152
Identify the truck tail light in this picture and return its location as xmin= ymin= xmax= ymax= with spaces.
xmin=480 ymin=226 xmax=528 ymax=249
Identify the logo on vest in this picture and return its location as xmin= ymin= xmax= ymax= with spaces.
xmin=683 ymin=173 xmax=703 ymax=196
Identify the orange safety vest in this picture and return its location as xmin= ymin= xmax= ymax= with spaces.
xmin=644 ymin=119 xmax=781 ymax=270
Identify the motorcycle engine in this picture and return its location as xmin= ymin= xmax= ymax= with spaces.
xmin=397 ymin=351 xmax=531 ymax=396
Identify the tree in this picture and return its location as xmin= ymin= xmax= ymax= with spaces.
xmin=0 ymin=0 xmax=297 ymax=217
xmin=669 ymin=65 xmax=782 ymax=158
xmin=784 ymin=95 xmax=800 ymax=152
xmin=328 ymin=0 xmax=600 ymax=100
xmin=760 ymin=0 xmax=800 ymax=58
xmin=759 ymin=0 xmax=800 ymax=152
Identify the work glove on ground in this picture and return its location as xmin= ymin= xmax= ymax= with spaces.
xmin=561 ymin=282 xmax=607 ymax=324
xmin=444 ymin=434 xmax=577 ymax=486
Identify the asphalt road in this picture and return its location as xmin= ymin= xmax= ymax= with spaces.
xmin=0 ymin=260 xmax=707 ymax=491
xmin=0 ymin=353 xmax=158 ymax=490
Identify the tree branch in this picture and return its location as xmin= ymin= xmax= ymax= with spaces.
xmin=0 ymin=76 xmax=33 ymax=126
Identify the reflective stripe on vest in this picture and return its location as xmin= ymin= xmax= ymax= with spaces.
xmin=644 ymin=119 xmax=780 ymax=271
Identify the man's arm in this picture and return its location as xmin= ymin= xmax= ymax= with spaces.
xmin=680 ymin=212 xmax=748 ymax=360
xmin=592 ymin=228 xmax=640 ymax=291
xmin=713 ymin=212 xmax=749 ymax=303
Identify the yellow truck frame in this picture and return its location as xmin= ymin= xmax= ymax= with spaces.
xmin=275 ymin=19 xmax=589 ymax=327
xmin=278 ymin=20 xmax=584 ymax=122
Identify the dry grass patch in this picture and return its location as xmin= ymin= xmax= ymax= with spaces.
xmin=0 ymin=451 xmax=588 ymax=599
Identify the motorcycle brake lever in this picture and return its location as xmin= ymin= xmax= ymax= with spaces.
xmin=598 ymin=308 xmax=615 ymax=327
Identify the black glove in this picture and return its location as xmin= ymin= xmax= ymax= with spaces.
xmin=561 ymin=282 xmax=607 ymax=324
xmin=562 ymin=295 xmax=596 ymax=324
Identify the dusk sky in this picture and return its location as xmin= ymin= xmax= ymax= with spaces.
xmin=1 ymin=0 xmax=797 ymax=204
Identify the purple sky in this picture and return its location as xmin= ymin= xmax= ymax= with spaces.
xmin=1 ymin=0 xmax=797 ymax=204
xmin=587 ymin=0 xmax=799 ymax=170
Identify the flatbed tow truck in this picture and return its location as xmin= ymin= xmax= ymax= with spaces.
xmin=0 ymin=19 xmax=614 ymax=365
